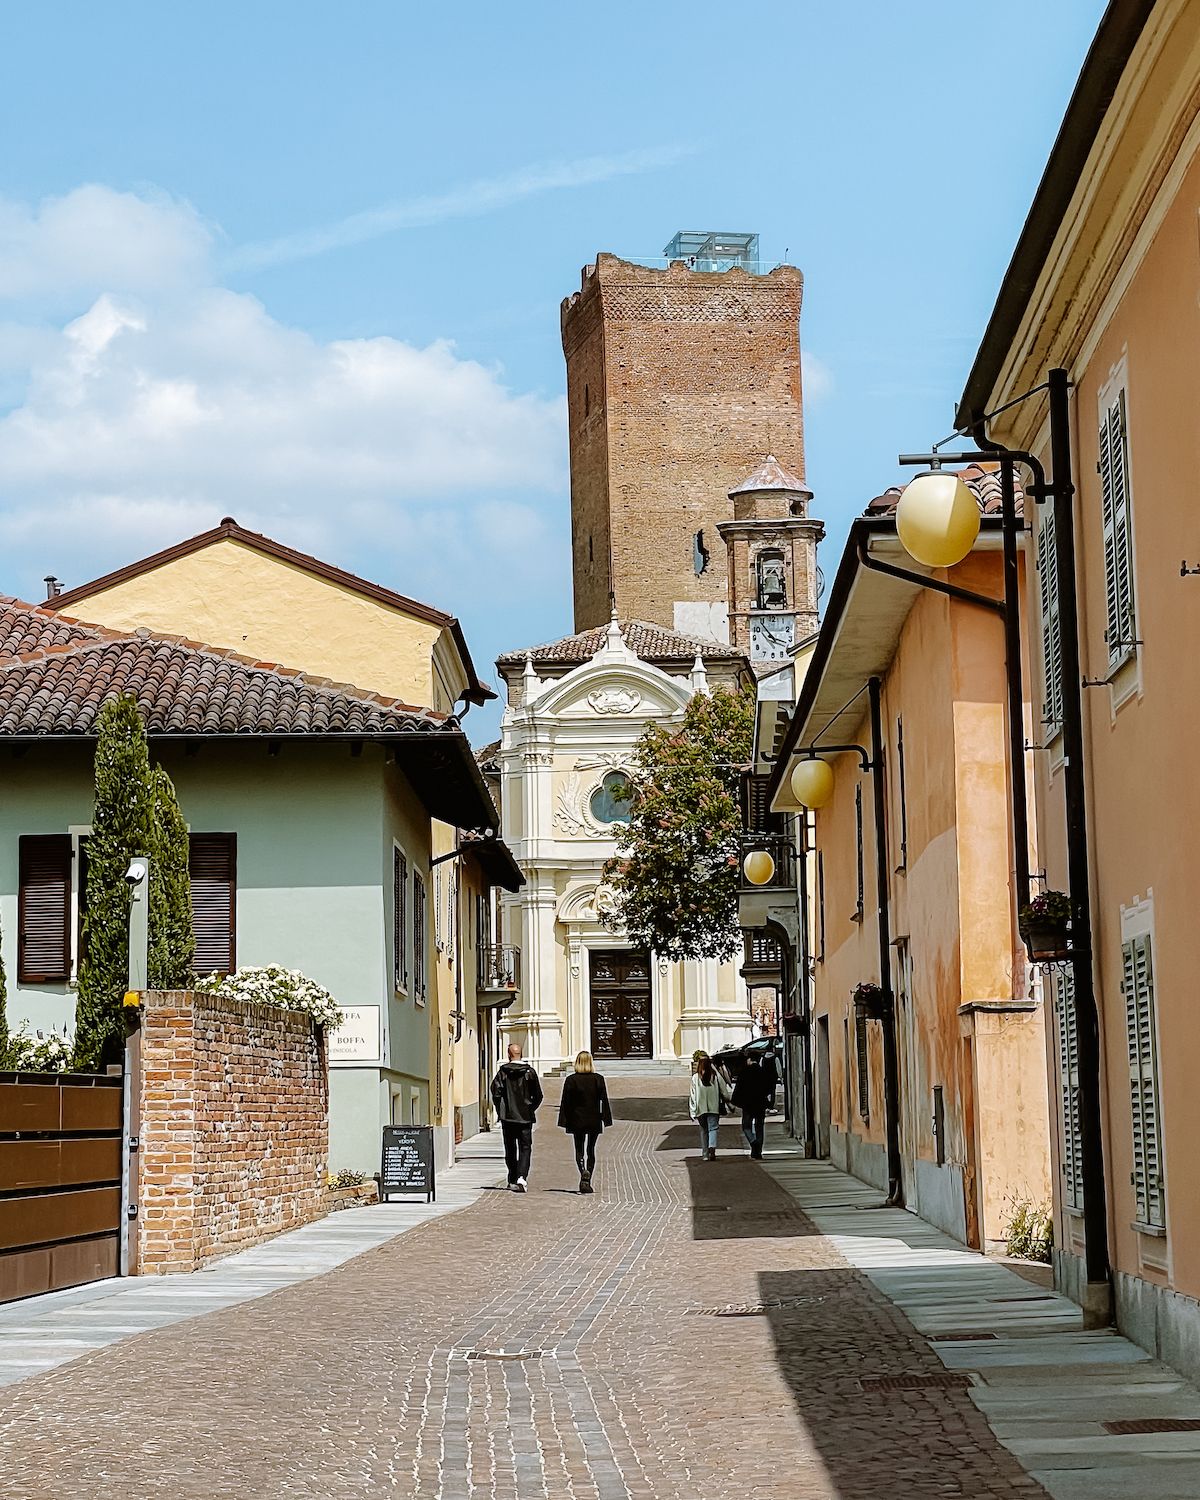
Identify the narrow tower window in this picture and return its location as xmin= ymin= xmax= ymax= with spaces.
xmin=693 ymin=529 xmax=709 ymax=576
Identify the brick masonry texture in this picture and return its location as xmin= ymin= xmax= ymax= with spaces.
xmin=134 ymin=989 xmax=328 ymax=1273
xmin=0 ymin=1080 xmax=1045 ymax=1498
xmin=562 ymin=255 xmax=807 ymax=634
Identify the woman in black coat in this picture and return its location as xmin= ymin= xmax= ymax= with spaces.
xmin=557 ymin=1051 xmax=613 ymax=1194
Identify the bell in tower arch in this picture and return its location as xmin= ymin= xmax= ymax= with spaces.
xmin=756 ymin=549 xmax=788 ymax=610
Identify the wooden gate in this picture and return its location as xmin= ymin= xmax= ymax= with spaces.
xmin=0 ymin=1072 xmax=123 ymax=1305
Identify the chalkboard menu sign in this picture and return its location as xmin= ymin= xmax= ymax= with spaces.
xmin=381 ymin=1125 xmax=436 ymax=1202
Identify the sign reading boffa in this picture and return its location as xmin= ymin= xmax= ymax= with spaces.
xmin=380 ymin=1125 xmax=435 ymax=1203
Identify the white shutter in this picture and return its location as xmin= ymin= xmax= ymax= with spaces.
xmin=1124 ymin=935 xmax=1165 ymax=1228
xmin=1053 ymin=971 xmax=1083 ymax=1211
xmin=1100 ymin=393 xmax=1137 ymax=666
xmin=1037 ymin=512 xmax=1064 ymax=735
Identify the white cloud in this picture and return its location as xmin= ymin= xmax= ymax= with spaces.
xmin=0 ymin=186 xmax=568 ymax=615
xmin=0 ymin=185 xmax=214 ymax=306
xmin=227 ymin=145 xmax=691 ymax=272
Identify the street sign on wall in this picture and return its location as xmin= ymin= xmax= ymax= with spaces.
xmin=329 ymin=1005 xmax=381 ymax=1065
xmin=380 ymin=1125 xmax=435 ymax=1202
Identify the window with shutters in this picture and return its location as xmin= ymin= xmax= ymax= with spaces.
xmin=1037 ymin=509 xmax=1064 ymax=738
xmin=413 ymin=871 xmax=427 ymax=1005
xmin=1053 ymin=970 xmax=1084 ymax=1212
xmin=17 ymin=834 xmax=72 ymax=982
xmin=894 ymin=716 xmax=908 ymax=872
xmin=743 ymin=773 xmax=785 ymax=835
xmin=393 ymin=845 xmax=408 ymax=994
xmin=855 ymin=1009 xmax=870 ymax=1122
xmin=189 ymin=833 xmax=236 ymax=976
xmin=1099 ymin=387 xmax=1138 ymax=669
xmin=817 ymin=851 xmax=826 ymax=963
xmin=852 ymin=783 xmax=864 ymax=922
xmin=1123 ymin=933 xmax=1165 ymax=1230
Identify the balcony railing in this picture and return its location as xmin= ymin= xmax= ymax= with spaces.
xmin=478 ymin=943 xmax=521 ymax=993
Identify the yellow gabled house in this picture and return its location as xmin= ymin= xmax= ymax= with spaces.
xmin=50 ymin=517 xmax=522 ymax=1164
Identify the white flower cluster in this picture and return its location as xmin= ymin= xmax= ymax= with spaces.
xmin=195 ymin=965 xmax=344 ymax=1029
xmin=3 ymin=1024 xmax=74 ymax=1072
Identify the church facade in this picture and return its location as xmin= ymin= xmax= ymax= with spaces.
xmin=494 ymin=619 xmax=752 ymax=1068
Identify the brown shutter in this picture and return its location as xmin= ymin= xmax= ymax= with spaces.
xmin=189 ymin=833 xmax=236 ymax=976
xmin=18 ymin=835 xmax=72 ymax=983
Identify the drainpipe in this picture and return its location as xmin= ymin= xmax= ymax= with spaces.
xmin=868 ymin=678 xmax=904 ymax=1205
xmin=797 ymin=811 xmax=817 ymax=1156
xmin=1048 ymin=367 xmax=1111 ymax=1308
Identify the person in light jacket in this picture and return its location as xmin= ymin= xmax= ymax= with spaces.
xmin=556 ymin=1050 xmax=613 ymax=1194
xmin=689 ymin=1052 xmax=732 ymax=1160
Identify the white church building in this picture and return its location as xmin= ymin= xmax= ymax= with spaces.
xmin=493 ymin=617 xmax=755 ymax=1069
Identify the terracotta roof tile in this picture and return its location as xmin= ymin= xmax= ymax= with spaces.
xmin=496 ymin=619 xmax=742 ymax=666
xmin=866 ymin=463 xmax=1025 ymax=518
xmin=0 ymin=597 xmax=444 ymax=738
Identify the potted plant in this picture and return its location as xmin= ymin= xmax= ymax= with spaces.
xmin=852 ymin=981 xmax=888 ymax=1020
xmin=1019 ymin=890 xmax=1072 ymax=961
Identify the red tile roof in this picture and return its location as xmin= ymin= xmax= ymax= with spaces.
xmin=866 ymin=463 xmax=1025 ymax=517
xmin=496 ymin=619 xmax=742 ymax=667
xmin=0 ymin=597 xmax=444 ymax=738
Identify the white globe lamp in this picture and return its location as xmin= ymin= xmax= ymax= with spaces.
xmin=790 ymin=758 xmax=835 ymax=810
xmin=742 ymin=849 xmax=776 ymax=886
xmin=896 ymin=470 xmax=980 ymax=568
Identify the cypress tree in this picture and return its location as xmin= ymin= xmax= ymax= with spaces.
xmin=150 ymin=765 xmax=195 ymax=989
xmin=74 ymin=696 xmax=157 ymax=1072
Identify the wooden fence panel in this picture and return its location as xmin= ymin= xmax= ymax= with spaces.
xmin=0 ymin=1072 xmax=123 ymax=1306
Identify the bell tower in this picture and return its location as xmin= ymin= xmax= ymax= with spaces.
xmin=717 ymin=456 xmax=824 ymax=671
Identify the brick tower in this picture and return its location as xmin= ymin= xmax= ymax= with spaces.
xmin=561 ymin=233 xmax=807 ymax=639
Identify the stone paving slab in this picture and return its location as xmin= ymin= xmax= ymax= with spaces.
xmin=764 ymin=1154 xmax=1200 ymax=1500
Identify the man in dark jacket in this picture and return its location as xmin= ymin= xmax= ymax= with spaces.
xmin=490 ymin=1043 xmax=544 ymax=1192
xmin=731 ymin=1055 xmax=771 ymax=1160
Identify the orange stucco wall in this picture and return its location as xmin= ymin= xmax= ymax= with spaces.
xmin=811 ymin=553 xmax=1050 ymax=1247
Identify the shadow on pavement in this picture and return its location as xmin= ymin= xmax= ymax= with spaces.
xmin=684 ymin=1155 xmax=815 ymax=1240
xmin=609 ymin=1094 xmax=691 ymax=1123
xmin=755 ymin=1267 xmax=1045 ymax=1498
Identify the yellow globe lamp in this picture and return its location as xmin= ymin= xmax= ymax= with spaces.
xmin=742 ymin=848 xmax=776 ymax=886
xmin=896 ymin=469 xmax=980 ymax=568
xmin=790 ymin=757 xmax=835 ymax=810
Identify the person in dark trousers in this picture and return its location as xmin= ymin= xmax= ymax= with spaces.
xmin=556 ymin=1050 xmax=613 ymax=1194
xmin=732 ymin=1054 xmax=771 ymax=1159
xmin=490 ymin=1042 xmax=544 ymax=1193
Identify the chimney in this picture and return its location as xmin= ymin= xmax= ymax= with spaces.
xmin=44 ymin=575 xmax=62 ymax=601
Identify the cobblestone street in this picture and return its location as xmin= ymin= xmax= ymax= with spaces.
xmin=0 ymin=1079 xmax=1056 ymax=1500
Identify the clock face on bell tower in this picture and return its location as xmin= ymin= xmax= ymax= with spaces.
xmin=749 ymin=613 xmax=795 ymax=663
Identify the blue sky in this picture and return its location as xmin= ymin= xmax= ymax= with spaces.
xmin=0 ymin=1 xmax=1105 ymax=738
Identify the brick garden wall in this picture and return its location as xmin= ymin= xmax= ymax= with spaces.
xmin=134 ymin=990 xmax=328 ymax=1274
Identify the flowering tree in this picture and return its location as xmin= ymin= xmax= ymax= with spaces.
xmin=601 ymin=686 xmax=754 ymax=962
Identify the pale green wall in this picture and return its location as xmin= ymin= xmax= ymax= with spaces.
xmin=0 ymin=739 xmax=432 ymax=1169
